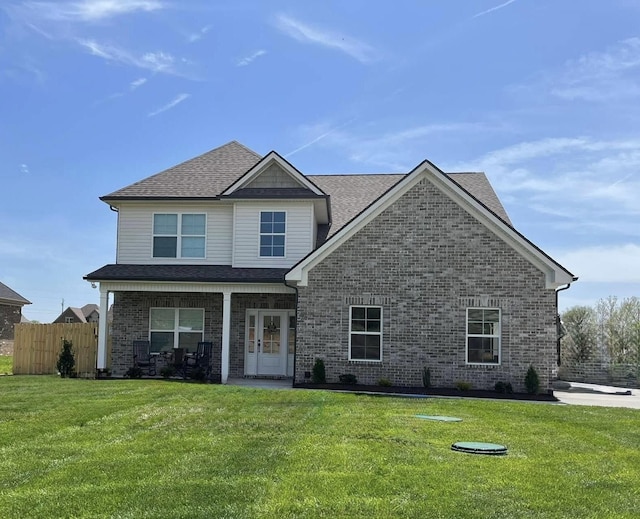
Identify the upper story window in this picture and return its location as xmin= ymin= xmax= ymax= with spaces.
xmin=466 ymin=308 xmax=501 ymax=364
xmin=349 ymin=306 xmax=382 ymax=361
xmin=259 ymin=211 xmax=286 ymax=257
xmin=153 ymin=213 xmax=205 ymax=258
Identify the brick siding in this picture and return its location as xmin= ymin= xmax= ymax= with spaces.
xmin=0 ymin=304 xmax=21 ymax=340
xmin=111 ymin=291 xmax=294 ymax=378
xmin=295 ymin=178 xmax=558 ymax=392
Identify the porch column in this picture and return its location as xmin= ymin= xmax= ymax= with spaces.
xmin=221 ymin=290 xmax=232 ymax=384
xmin=97 ymin=287 xmax=109 ymax=370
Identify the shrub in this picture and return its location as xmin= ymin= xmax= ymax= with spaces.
xmin=311 ymin=358 xmax=326 ymax=383
xmin=339 ymin=373 xmax=358 ymax=385
xmin=455 ymin=380 xmax=472 ymax=391
xmin=160 ymin=366 xmax=175 ymax=379
xmin=422 ymin=367 xmax=431 ymax=388
xmin=124 ymin=366 xmax=143 ymax=378
xmin=377 ymin=378 xmax=392 ymax=387
xmin=56 ymin=339 xmax=75 ymax=378
xmin=494 ymin=381 xmax=514 ymax=394
xmin=525 ymin=365 xmax=540 ymax=394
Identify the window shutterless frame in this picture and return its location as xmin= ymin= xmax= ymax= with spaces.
xmin=348 ymin=305 xmax=383 ymax=362
xmin=152 ymin=213 xmax=206 ymax=259
xmin=258 ymin=210 xmax=287 ymax=258
xmin=466 ymin=308 xmax=501 ymax=365
xmin=148 ymin=308 xmax=205 ymax=353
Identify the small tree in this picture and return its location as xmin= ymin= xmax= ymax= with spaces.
xmin=562 ymin=306 xmax=596 ymax=362
xmin=311 ymin=358 xmax=326 ymax=383
xmin=56 ymin=339 xmax=75 ymax=378
xmin=524 ymin=365 xmax=540 ymax=394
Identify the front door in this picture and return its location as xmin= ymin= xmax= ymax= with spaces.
xmin=244 ymin=310 xmax=294 ymax=377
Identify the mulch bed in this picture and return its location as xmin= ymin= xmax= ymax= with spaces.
xmin=294 ymin=383 xmax=558 ymax=401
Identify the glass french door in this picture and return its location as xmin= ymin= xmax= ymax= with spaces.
xmin=245 ymin=310 xmax=294 ymax=376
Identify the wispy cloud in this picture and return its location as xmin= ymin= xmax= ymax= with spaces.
xmin=551 ymin=37 xmax=640 ymax=101
xmin=236 ymin=49 xmax=267 ymax=67
xmin=187 ymin=24 xmax=211 ymax=43
xmin=148 ymin=93 xmax=190 ymax=117
xmin=555 ymin=244 xmax=640 ymax=283
xmin=293 ymin=121 xmax=497 ymax=170
xmin=77 ymin=39 xmax=189 ymax=76
xmin=273 ymin=14 xmax=379 ymax=63
xmin=17 ymin=0 xmax=165 ymax=23
xmin=472 ymin=0 xmax=517 ymax=19
xmin=129 ymin=77 xmax=147 ymax=90
xmin=20 ymin=164 xmax=30 ymax=174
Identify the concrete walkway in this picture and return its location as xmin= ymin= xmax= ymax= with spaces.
xmin=554 ymin=382 xmax=640 ymax=409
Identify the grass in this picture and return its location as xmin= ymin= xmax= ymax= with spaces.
xmin=0 ymin=355 xmax=12 ymax=375
xmin=0 ymin=377 xmax=638 ymax=519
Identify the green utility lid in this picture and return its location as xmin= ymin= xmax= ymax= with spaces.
xmin=451 ymin=442 xmax=507 ymax=455
xmin=415 ymin=415 xmax=462 ymax=422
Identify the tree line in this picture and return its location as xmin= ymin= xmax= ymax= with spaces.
xmin=561 ymin=296 xmax=640 ymax=366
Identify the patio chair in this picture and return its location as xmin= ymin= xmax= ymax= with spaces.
xmin=182 ymin=341 xmax=213 ymax=380
xmin=133 ymin=340 xmax=156 ymax=376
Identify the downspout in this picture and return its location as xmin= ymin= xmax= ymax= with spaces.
xmin=555 ymin=282 xmax=573 ymax=365
xmin=284 ymin=279 xmax=299 ymax=388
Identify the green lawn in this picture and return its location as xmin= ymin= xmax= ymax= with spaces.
xmin=0 ymin=377 xmax=638 ymax=518
xmin=0 ymin=355 xmax=12 ymax=375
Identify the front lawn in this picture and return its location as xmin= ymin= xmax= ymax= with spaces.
xmin=0 ymin=355 xmax=12 ymax=375
xmin=0 ymin=377 xmax=638 ymax=518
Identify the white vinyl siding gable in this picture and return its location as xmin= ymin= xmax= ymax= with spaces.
xmin=233 ymin=202 xmax=314 ymax=268
xmin=116 ymin=203 xmax=233 ymax=264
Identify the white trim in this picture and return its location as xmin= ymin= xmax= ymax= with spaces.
xmin=221 ymin=291 xmax=231 ymax=383
xmin=151 ymin=212 xmax=206 ymax=260
xmin=97 ymin=288 xmax=109 ymax=370
xmin=221 ymin=152 xmax=325 ymax=196
xmin=258 ymin=210 xmax=287 ymax=258
xmin=465 ymin=307 xmax=501 ymax=366
xmin=286 ymin=161 xmax=575 ymax=289
xmin=348 ymin=305 xmax=383 ymax=362
xmin=148 ymin=307 xmax=204 ymax=352
xmin=94 ymin=280 xmax=295 ymax=294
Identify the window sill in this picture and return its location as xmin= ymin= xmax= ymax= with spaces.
xmin=348 ymin=359 xmax=382 ymax=364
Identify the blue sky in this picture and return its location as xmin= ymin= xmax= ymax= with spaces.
xmin=1 ymin=0 xmax=639 ymax=322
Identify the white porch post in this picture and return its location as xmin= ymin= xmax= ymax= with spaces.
xmin=221 ymin=290 xmax=232 ymax=384
xmin=97 ymin=287 xmax=109 ymax=371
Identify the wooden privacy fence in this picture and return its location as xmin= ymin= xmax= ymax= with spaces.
xmin=13 ymin=323 xmax=111 ymax=377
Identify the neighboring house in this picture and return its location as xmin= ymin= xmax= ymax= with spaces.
xmin=53 ymin=304 xmax=100 ymax=324
xmin=85 ymin=141 xmax=576 ymax=390
xmin=0 ymin=281 xmax=31 ymax=340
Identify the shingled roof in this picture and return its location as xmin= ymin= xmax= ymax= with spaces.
xmin=0 ymin=281 xmax=31 ymax=306
xmin=101 ymin=141 xmax=511 ymax=228
xmin=102 ymin=141 xmax=261 ymax=200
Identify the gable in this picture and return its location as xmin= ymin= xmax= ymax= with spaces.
xmin=244 ymin=163 xmax=305 ymax=189
xmin=287 ymin=160 xmax=575 ymax=289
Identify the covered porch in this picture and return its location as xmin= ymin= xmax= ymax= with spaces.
xmin=94 ymin=279 xmax=296 ymax=382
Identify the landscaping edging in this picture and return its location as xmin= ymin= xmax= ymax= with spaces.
xmin=294 ymin=383 xmax=558 ymax=401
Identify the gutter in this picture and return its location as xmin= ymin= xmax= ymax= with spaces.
xmin=555 ymin=279 xmax=577 ymax=365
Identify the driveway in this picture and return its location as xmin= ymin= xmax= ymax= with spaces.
xmin=554 ymin=382 xmax=640 ymax=409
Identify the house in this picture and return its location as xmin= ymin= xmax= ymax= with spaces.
xmin=53 ymin=304 xmax=100 ymax=324
xmin=85 ymin=141 xmax=576 ymax=391
xmin=0 ymin=281 xmax=31 ymax=340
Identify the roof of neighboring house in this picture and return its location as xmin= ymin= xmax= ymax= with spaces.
xmin=85 ymin=265 xmax=289 ymax=283
xmin=54 ymin=304 xmax=100 ymax=323
xmin=102 ymin=141 xmax=261 ymax=200
xmin=0 ymin=281 xmax=31 ymax=306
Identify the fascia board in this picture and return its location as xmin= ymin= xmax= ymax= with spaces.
xmin=221 ymin=152 xmax=325 ymax=196
xmin=287 ymin=160 xmax=575 ymax=289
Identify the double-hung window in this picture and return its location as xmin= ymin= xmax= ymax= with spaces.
xmin=259 ymin=211 xmax=286 ymax=257
xmin=149 ymin=308 xmax=204 ymax=353
xmin=153 ymin=213 xmax=205 ymax=258
xmin=349 ymin=306 xmax=382 ymax=361
xmin=466 ymin=308 xmax=501 ymax=364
